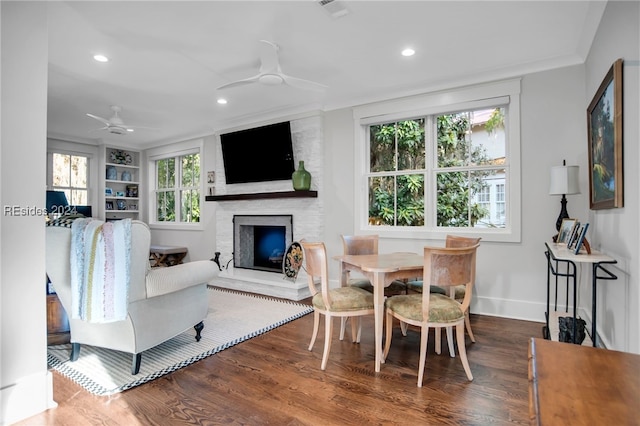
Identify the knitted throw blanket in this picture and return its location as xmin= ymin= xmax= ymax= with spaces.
xmin=70 ymin=218 xmax=132 ymax=323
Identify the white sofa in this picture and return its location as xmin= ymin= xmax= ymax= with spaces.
xmin=46 ymin=219 xmax=217 ymax=374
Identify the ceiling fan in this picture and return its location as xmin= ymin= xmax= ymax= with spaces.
xmin=86 ymin=105 xmax=144 ymax=135
xmin=217 ymin=40 xmax=328 ymax=92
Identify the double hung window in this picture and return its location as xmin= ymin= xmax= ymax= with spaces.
xmin=355 ymin=79 xmax=521 ymax=242
xmin=152 ymin=151 xmax=201 ymax=224
xmin=50 ymin=152 xmax=89 ymax=205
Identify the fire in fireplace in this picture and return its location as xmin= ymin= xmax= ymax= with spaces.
xmin=233 ymin=215 xmax=293 ymax=273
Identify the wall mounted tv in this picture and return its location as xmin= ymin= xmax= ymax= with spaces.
xmin=220 ymin=121 xmax=295 ymax=184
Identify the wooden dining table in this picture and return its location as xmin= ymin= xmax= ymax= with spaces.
xmin=334 ymin=252 xmax=424 ymax=372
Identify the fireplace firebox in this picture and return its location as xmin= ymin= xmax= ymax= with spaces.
xmin=233 ymin=215 xmax=293 ymax=273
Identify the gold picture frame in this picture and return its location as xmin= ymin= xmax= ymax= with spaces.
xmin=587 ymin=58 xmax=623 ymax=210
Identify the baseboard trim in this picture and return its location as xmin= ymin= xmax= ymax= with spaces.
xmin=472 ymin=296 xmax=607 ymax=348
xmin=1 ymin=370 xmax=56 ymax=425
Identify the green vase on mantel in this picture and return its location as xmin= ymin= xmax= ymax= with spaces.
xmin=292 ymin=161 xmax=311 ymax=191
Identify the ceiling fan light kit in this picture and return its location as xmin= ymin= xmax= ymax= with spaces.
xmin=259 ymin=74 xmax=284 ymax=85
xmin=217 ymin=40 xmax=327 ymax=92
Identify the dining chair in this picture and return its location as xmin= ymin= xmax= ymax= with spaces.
xmin=301 ymin=241 xmax=375 ymax=370
xmin=406 ymin=235 xmax=481 ymax=345
xmin=383 ymin=244 xmax=479 ymax=387
xmin=341 ymin=235 xmax=407 ymax=296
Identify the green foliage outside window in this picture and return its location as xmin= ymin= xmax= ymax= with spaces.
xmin=436 ymin=113 xmax=491 ymax=227
xmin=155 ymin=154 xmax=200 ymax=223
xmin=369 ymin=110 xmax=501 ymax=228
xmin=369 ymin=120 xmax=425 ymax=226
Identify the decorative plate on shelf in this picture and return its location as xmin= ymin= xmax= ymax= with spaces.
xmin=283 ymin=241 xmax=303 ymax=281
xmin=110 ymin=150 xmax=132 ymax=165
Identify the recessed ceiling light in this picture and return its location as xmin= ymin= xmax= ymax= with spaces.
xmin=93 ymin=54 xmax=109 ymax=62
xmin=127 ymin=128 xmax=134 ymax=132
xmin=401 ymin=48 xmax=415 ymax=57
xmin=217 ymin=98 xmax=228 ymax=105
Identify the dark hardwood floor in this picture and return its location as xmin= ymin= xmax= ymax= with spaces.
xmin=21 ymin=295 xmax=542 ymax=425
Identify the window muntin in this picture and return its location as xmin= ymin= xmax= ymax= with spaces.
xmin=366 ymin=107 xmax=508 ymax=230
xmin=153 ymin=153 xmax=200 ymax=223
xmin=52 ymin=152 xmax=88 ymax=205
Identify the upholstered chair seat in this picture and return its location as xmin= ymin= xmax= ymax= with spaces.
xmin=385 ymin=294 xmax=464 ymax=323
xmin=312 ymin=287 xmax=374 ymax=311
xmin=349 ymin=278 xmax=408 ymax=296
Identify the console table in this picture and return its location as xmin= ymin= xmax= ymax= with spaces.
xmin=528 ymin=337 xmax=639 ymax=425
xmin=544 ymin=242 xmax=617 ymax=346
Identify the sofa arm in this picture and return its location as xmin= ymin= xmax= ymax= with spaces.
xmin=145 ymin=260 xmax=218 ymax=298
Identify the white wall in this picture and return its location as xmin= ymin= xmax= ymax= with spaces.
xmin=0 ymin=2 xmax=56 ymax=424
xmin=583 ymin=0 xmax=639 ymax=353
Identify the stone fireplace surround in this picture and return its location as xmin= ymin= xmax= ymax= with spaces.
xmin=212 ymin=115 xmax=323 ymax=300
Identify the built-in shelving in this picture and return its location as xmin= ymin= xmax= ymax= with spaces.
xmin=102 ymin=146 xmax=141 ymax=220
xmin=205 ymin=190 xmax=317 ymax=202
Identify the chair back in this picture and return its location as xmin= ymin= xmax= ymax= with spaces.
xmin=46 ymin=220 xmax=152 ymax=315
xmin=301 ymin=241 xmax=330 ymax=301
xmin=422 ymin=244 xmax=479 ymax=317
xmin=445 ymin=235 xmax=481 ymax=248
xmin=341 ymin=234 xmax=378 ymax=255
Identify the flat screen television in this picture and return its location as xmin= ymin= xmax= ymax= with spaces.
xmin=221 ymin=121 xmax=295 ymax=184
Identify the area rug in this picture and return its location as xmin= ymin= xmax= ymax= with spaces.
xmin=47 ymin=287 xmax=312 ymax=396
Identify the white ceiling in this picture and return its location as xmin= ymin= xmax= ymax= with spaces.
xmin=46 ymin=1 xmax=606 ymax=149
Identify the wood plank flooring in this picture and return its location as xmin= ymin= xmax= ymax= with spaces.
xmin=20 ymin=295 xmax=542 ymax=425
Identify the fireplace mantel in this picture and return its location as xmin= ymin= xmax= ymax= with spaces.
xmin=206 ymin=190 xmax=317 ymax=202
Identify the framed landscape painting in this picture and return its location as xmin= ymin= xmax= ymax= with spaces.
xmin=587 ymin=58 xmax=623 ymax=210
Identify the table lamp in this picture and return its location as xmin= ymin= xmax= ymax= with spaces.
xmin=549 ymin=161 xmax=580 ymax=232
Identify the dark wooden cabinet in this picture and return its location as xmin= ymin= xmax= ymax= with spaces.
xmin=47 ymin=293 xmax=70 ymax=345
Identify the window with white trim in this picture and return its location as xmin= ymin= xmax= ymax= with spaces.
xmin=354 ymin=79 xmax=521 ymax=242
xmin=50 ymin=152 xmax=89 ymax=205
xmin=152 ymin=151 xmax=201 ymax=223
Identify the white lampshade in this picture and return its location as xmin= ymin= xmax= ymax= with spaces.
xmin=549 ymin=165 xmax=580 ymax=195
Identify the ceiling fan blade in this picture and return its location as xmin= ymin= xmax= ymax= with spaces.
xmin=258 ymin=40 xmax=280 ymax=73
xmin=125 ymin=125 xmax=158 ymax=131
xmin=217 ymin=74 xmax=261 ymax=90
xmin=280 ymin=73 xmax=328 ymax=92
xmin=86 ymin=113 xmax=111 ymax=126
xmin=88 ymin=126 xmax=109 ymax=133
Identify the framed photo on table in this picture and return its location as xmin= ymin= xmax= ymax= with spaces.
xmin=574 ymin=223 xmax=590 ymax=254
xmin=587 ymin=58 xmax=624 ymax=210
xmin=567 ymin=222 xmax=581 ymax=249
xmin=558 ymin=218 xmax=577 ymax=244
